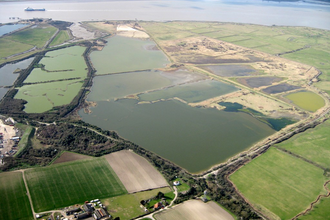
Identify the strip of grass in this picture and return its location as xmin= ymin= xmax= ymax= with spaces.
xmin=278 ymin=120 xmax=330 ymax=169
xmin=49 ymin=30 xmax=70 ymax=47
xmin=230 ymin=147 xmax=327 ymax=220
xmin=7 ymin=24 xmax=57 ymax=48
xmin=0 ymin=172 xmax=33 ymax=220
xmin=15 ymin=125 xmax=34 ymax=157
xmin=25 ymin=158 xmax=127 ymax=212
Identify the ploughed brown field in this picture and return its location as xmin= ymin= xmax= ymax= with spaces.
xmin=104 ymin=150 xmax=169 ymax=193
xmin=154 ymin=200 xmax=235 ymax=220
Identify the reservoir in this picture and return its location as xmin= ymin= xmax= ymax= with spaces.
xmin=80 ymin=99 xmax=274 ymax=173
xmin=80 ymin=36 xmax=275 ymax=173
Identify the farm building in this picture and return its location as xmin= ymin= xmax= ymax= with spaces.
xmin=154 ymin=202 xmax=163 ymax=210
xmin=83 ymin=203 xmax=94 ymax=214
xmin=93 ymin=208 xmax=111 ymax=220
xmin=65 ymin=206 xmax=81 ymax=215
xmin=76 ymin=212 xmax=91 ymax=219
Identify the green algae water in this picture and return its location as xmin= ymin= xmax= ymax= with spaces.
xmin=24 ymin=46 xmax=87 ymax=83
xmin=285 ymin=91 xmax=325 ymax=112
xmin=90 ymin=36 xmax=169 ymax=75
xmin=80 ymin=99 xmax=274 ymax=173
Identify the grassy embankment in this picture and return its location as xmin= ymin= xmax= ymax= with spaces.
xmin=25 ymin=157 xmax=127 ymax=212
xmin=0 ymin=24 xmax=57 ymax=64
xmin=0 ymin=172 xmax=33 ymax=220
xmin=14 ymin=123 xmax=34 ymax=157
xmin=49 ymin=30 xmax=70 ymax=47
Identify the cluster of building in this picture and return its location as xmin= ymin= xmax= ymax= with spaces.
xmin=0 ymin=117 xmax=21 ymax=163
xmin=64 ymin=199 xmax=112 ymax=220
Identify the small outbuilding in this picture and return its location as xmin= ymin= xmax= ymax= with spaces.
xmin=173 ymin=181 xmax=181 ymax=186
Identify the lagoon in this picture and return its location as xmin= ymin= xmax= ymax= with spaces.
xmin=139 ymin=79 xmax=238 ymax=103
xmin=0 ymin=88 xmax=8 ymax=101
xmin=80 ymin=99 xmax=274 ymax=173
xmin=285 ymin=91 xmax=325 ymax=112
xmin=0 ymin=57 xmax=33 ymax=86
xmin=90 ymin=36 xmax=169 ymax=75
xmin=0 ymin=24 xmax=27 ymax=37
xmin=24 ymin=46 xmax=87 ymax=83
xmin=80 ymin=34 xmax=276 ymax=173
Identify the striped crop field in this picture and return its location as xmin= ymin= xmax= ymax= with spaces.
xmin=0 ymin=171 xmax=33 ymax=220
xmin=25 ymin=157 xmax=127 ymax=212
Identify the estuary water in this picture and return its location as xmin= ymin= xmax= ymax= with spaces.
xmin=0 ymin=0 xmax=329 ymax=30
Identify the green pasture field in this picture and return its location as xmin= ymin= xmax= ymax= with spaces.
xmin=142 ymin=22 xmax=330 ymax=56
xmin=7 ymin=24 xmax=57 ymax=48
xmin=230 ymin=147 xmax=327 ymax=220
xmin=25 ymin=158 xmax=127 ymax=212
xmin=49 ymin=30 xmax=70 ymax=47
xmin=298 ymin=195 xmax=330 ymax=220
xmin=0 ymin=172 xmax=33 ymax=220
xmin=140 ymin=22 xmax=196 ymax=41
xmin=285 ymin=91 xmax=325 ymax=112
xmin=0 ymin=37 xmax=33 ymax=59
xmin=24 ymin=46 xmax=87 ymax=83
xmin=103 ymin=187 xmax=172 ymax=220
xmin=283 ymin=48 xmax=330 ymax=81
xmin=278 ymin=120 xmax=330 ymax=169
xmin=15 ymin=79 xmax=84 ymax=113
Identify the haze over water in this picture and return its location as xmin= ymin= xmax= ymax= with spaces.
xmin=0 ymin=0 xmax=330 ymax=30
